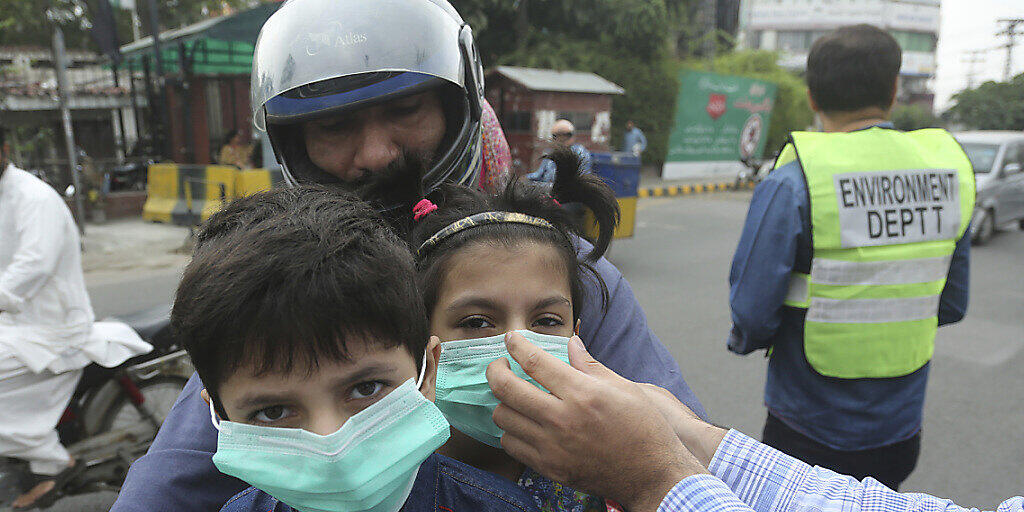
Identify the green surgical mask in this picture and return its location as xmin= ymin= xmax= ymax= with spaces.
xmin=434 ymin=330 xmax=571 ymax=448
xmin=209 ymin=362 xmax=450 ymax=512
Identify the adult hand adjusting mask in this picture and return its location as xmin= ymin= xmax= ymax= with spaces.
xmin=209 ymin=359 xmax=450 ymax=512
xmin=434 ymin=330 xmax=571 ymax=448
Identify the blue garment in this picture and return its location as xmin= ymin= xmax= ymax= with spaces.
xmin=622 ymin=127 xmax=647 ymax=154
xmin=659 ymin=429 xmax=1024 ymax=512
xmin=220 ymin=453 xmax=543 ymax=512
xmin=110 ymin=239 xmax=706 ymax=512
xmin=727 ymin=125 xmax=970 ymax=451
xmin=527 ymin=144 xmax=591 ymax=183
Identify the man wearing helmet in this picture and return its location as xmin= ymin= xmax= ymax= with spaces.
xmin=110 ymin=1 xmax=704 ymax=511
xmin=251 ymin=0 xmax=487 ymax=197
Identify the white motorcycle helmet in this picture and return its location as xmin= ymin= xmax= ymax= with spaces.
xmin=251 ymin=0 xmax=485 ymax=201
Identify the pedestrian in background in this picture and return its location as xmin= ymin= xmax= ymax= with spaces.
xmin=726 ymin=24 xmax=974 ymax=490
xmin=527 ymin=119 xmax=591 ymax=183
xmin=217 ymin=129 xmax=253 ymax=169
xmin=622 ymin=120 xmax=646 ymax=158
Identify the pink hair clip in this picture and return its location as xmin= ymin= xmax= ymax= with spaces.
xmin=413 ymin=198 xmax=438 ymax=221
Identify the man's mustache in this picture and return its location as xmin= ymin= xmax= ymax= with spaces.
xmin=309 ymin=150 xmax=431 ymax=214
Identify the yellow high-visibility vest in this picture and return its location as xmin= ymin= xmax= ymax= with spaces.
xmin=775 ymin=127 xmax=975 ymax=379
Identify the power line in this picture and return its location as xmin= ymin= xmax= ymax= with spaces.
xmin=995 ymin=18 xmax=1024 ymax=81
xmin=961 ymin=49 xmax=987 ymax=89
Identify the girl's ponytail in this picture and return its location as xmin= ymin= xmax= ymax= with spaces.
xmin=549 ymin=147 xmax=620 ymax=262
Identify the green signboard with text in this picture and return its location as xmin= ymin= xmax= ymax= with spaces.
xmin=663 ymin=71 xmax=777 ymax=179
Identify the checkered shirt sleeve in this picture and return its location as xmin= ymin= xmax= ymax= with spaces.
xmin=659 ymin=430 xmax=1023 ymax=512
xmin=659 ymin=474 xmax=753 ymax=512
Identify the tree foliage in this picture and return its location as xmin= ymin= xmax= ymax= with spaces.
xmin=451 ymin=0 xmax=679 ymax=164
xmin=891 ymin=104 xmax=941 ymax=131
xmin=0 ymin=0 xmax=94 ymax=48
xmin=0 ymin=0 xmax=252 ymax=51
xmin=943 ymin=74 xmax=1024 ymax=131
xmin=683 ymin=50 xmax=813 ymax=157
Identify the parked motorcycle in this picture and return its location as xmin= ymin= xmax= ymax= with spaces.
xmin=736 ymin=155 xmax=776 ymax=189
xmin=105 ymin=159 xmax=154 ymax=193
xmin=0 ymin=305 xmax=190 ymax=507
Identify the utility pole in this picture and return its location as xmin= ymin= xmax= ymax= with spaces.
xmin=145 ymin=0 xmax=172 ymax=160
xmin=962 ymin=49 xmax=986 ymax=89
xmin=52 ymin=26 xmax=86 ymax=234
xmin=703 ymin=0 xmax=718 ymax=64
xmin=996 ymin=18 xmax=1024 ymax=81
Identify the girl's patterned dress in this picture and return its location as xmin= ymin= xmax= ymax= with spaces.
xmin=518 ymin=467 xmax=609 ymax=512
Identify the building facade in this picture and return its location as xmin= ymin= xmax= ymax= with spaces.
xmin=737 ymin=0 xmax=940 ymax=109
xmin=485 ymin=66 xmax=623 ymax=176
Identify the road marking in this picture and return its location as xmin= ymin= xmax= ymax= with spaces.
xmin=638 ymin=181 xmax=754 ymax=200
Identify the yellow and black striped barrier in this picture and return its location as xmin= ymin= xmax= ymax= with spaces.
xmin=143 ymin=164 xmax=285 ymax=226
xmin=637 ymin=181 xmax=754 ymax=198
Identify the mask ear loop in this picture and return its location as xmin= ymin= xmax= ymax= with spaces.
xmin=415 ymin=350 xmax=429 ymax=389
xmin=209 ymin=398 xmax=222 ymax=432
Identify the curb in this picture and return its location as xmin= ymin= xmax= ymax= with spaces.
xmin=638 ymin=181 xmax=755 ymax=198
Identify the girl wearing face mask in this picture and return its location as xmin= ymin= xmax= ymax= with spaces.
xmin=405 ymin=147 xmax=621 ymax=512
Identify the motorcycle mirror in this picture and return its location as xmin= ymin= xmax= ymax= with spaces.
xmin=64 ymin=185 xmax=75 ymax=198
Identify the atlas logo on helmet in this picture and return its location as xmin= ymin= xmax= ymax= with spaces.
xmin=306 ymin=24 xmax=368 ymax=56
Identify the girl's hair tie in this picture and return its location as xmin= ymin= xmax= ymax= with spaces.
xmin=413 ymin=199 xmax=438 ymax=221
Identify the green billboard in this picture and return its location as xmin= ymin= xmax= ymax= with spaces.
xmin=663 ymin=71 xmax=777 ymax=180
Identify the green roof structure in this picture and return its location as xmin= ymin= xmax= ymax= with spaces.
xmin=119 ymin=2 xmax=281 ymax=75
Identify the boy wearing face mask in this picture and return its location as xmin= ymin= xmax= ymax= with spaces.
xmin=171 ymin=186 xmax=549 ymax=512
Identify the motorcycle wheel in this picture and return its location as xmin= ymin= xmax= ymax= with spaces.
xmin=96 ymin=376 xmax=188 ymax=437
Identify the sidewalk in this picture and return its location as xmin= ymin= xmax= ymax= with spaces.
xmin=637 ymin=166 xmax=753 ymax=198
xmin=81 ymin=218 xmax=192 ymax=275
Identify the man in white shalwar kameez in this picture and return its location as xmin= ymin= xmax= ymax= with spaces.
xmin=0 ymin=131 xmax=149 ymax=508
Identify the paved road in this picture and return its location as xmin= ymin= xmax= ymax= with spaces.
xmin=26 ymin=192 xmax=1023 ymax=510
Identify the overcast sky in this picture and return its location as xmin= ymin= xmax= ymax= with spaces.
xmin=933 ymin=0 xmax=1024 ymax=112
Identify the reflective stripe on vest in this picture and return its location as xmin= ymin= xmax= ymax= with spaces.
xmin=779 ymin=127 xmax=975 ymax=379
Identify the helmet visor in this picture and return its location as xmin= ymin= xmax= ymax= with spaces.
xmin=251 ymin=0 xmax=466 ymax=130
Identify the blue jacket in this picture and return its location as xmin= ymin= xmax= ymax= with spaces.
xmin=111 ymin=241 xmax=706 ymax=512
xmin=727 ymin=126 xmax=970 ymax=450
xmin=622 ymin=128 xmax=647 ymax=154
xmin=220 ymin=454 xmax=543 ymax=512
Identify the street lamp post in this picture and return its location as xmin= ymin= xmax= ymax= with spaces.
xmin=51 ymin=24 xmax=86 ymax=235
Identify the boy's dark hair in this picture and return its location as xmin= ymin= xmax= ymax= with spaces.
xmin=806 ymin=24 xmax=902 ymax=113
xmin=173 ymin=185 xmax=428 ymax=417
xmin=406 ymin=147 xmax=619 ymax=321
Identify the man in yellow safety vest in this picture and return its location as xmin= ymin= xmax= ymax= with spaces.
xmin=726 ymin=24 xmax=974 ymax=490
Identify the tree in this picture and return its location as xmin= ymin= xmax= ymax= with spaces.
xmin=684 ymin=50 xmax=813 ymax=157
xmin=0 ymin=0 xmax=254 ymax=51
xmin=134 ymin=0 xmax=255 ymax=39
xmin=891 ymin=104 xmax=941 ymax=131
xmin=0 ymin=0 xmax=95 ymax=48
xmin=451 ymin=0 xmax=679 ymax=164
xmin=943 ymin=74 xmax=1024 ymax=131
